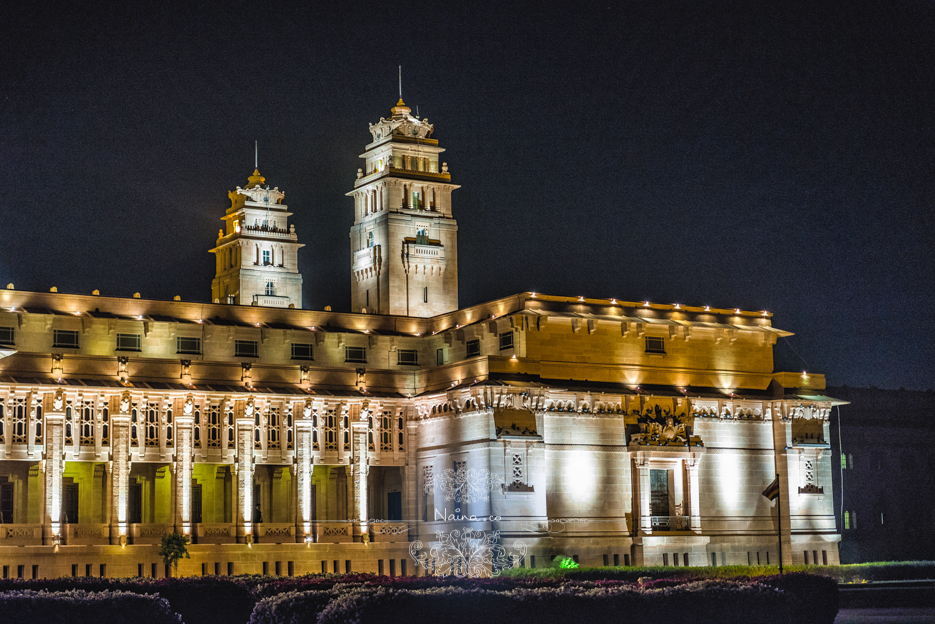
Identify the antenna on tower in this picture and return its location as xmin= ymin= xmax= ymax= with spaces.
xmin=255 ymin=140 xmax=258 ymax=169
xmin=398 ymin=65 xmax=402 ymax=100
xmin=416 ymin=105 xmax=420 ymax=119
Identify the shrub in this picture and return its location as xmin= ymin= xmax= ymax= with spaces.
xmin=0 ymin=589 xmax=182 ymax=624
xmin=249 ymin=590 xmax=338 ymax=624
xmin=0 ymin=576 xmax=256 ymax=624
xmin=312 ymin=581 xmax=792 ymax=624
xmin=159 ymin=533 xmax=191 ymax=576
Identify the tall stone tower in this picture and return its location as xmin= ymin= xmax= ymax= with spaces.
xmin=210 ymin=169 xmax=305 ymax=308
xmin=348 ymin=99 xmax=459 ymax=317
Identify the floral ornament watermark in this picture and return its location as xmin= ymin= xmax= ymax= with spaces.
xmin=409 ymin=528 xmax=527 ymax=577
xmin=427 ymin=467 xmax=504 ymax=504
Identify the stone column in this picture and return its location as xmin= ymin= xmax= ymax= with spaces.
xmin=42 ymin=390 xmax=65 ymax=544
xmin=295 ymin=401 xmax=314 ymax=541
xmin=110 ymin=393 xmax=132 ymax=545
xmin=235 ymin=399 xmax=255 ymax=543
xmin=686 ymin=456 xmax=702 ymax=534
xmin=351 ymin=421 xmax=369 ymax=541
xmin=636 ymin=455 xmax=652 ymax=534
xmin=175 ymin=396 xmax=195 ymax=537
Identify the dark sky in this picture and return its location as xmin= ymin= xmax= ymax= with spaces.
xmin=2 ymin=1 xmax=933 ymax=390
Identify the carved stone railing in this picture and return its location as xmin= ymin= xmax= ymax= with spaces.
xmin=130 ymin=523 xmax=170 ymax=544
xmin=252 ymin=294 xmax=292 ymax=308
xmin=316 ymin=522 xmax=353 ymax=543
xmin=0 ymin=524 xmax=42 ymax=545
xmin=64 ymin=523 xmax=109 ymax=545
xmin=255 ymin=523 xmax=295 ymax=542
xmin=405 ymin=244 xmax=445 ymax=262
xmin=196 ymin=523 xmax=236 ymax=544
xmin=369 ymin=522 xmax=409 ymax=543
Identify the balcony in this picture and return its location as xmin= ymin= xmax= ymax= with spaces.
xmin=255 ymin=523 xmax=296 ymax=543
xmin=195 ymin=523 xmax=235 ymax=544
xmin=315 ymin=522 xmax=353 ymax=543
xmin=0 ymin=524 xmax=42 ymax=546
xmin=650 ymin=516 xmax=690 ymax=532
xmin=404 ymin=244 xmax=445 ymax=262
xmin=252 ymin=294 xmax=291 ymax=308
xmin=130 ymin=523 xmax=171 ymax=544
xmin=63 ymin=523 xmax=109 ymax=545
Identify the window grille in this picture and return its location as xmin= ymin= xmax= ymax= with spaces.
xmin=116 ymin=333 xmax=141 ymax=351
xmin=645 ymin=336 xmax=666 ymax=354
xmin=80 ymin=400 xmax=94 ymax=446
xmin=165 ymin=406 xmax=173 ymax=447
xmin=33 ymin=403 xmax=43 ymax=445
xmin=291 ymin=343 xmax=314 ymax=361
xmin=466 ymin=339 xmax=480 ymax=357
xmin=130 ymin=406 xmax=138 ymax=447
xmin=323 ymin=409 xmax=337 ymax=451
xmin=193 ymin=405 xmax=201 ymax=448
xmin=53 ymin=330 xmax=79 ymax=349
xmin=380 ymin=412 xmax=392 ymax=452
xmin=342 ymin=410 xmax=350 ymax=451
xmin=312 ymin=410 xmax=319 ymax=451
xmin=499 ymin=332 xmax=514 ymax=351
xmin=512 ymin=453 xmax=524 ymax=485
xmin=398 ymin=414 xmax=405 ymax=451
xmin=0 ymin=404 xmax=4 ymax=444
xmin=145 ymin=403 xmax=159 ymax=447
xmin=207 ymin=405 xmax=221 ymax=448
xmin=226 ymin=406 xmax=235 ymax=449
xmin=345 ymin=346 xmax=367 ymax=363
xmin=368 ymin=415 xmax=374 ymax=451
xmin=12 ymin=398 xmax=27 ymax=444
xmin=65 ymin=403 xmax=73 ymax=445
xmin=235 ymin=340 xmax=258 ymax=358
xmin=268 ymin=406 xmax=281 ymax=450
xmin=285 ymin=405 xmax=294 ymax=450
xmin=177 ymin=337 xmax=202 ymax=355
xmin=101 ymin=407 xmax=109 ymax=446
xmin=397 ymin=349 xmax=418 ymax=365
xmin=254 ymin=409 xmax=262 ymax=450
xmin=804 ymin=459 xmax=815 ymax=486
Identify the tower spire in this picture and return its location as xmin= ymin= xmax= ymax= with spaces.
xmin=398 ymin=65 xmax=402 ymax=101
xmin=255 ymin=140 xmax=258 ymax=169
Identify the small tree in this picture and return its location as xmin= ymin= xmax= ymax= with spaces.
xmin=551 ymin=555 xmax=579 ymax=570
xmin=159 ymin=532 xmax=190 ymax=577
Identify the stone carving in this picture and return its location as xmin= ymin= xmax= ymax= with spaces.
xmin=323 ymin=526 xmax=348 ymax=536
xmin=53 ymin=389 xmax=64 ymax=411
xmin=629 ymin=405 xmax=703 ymax=447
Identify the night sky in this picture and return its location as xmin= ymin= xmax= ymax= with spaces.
xmin=2 ymin=1 xmax=933 ymax=390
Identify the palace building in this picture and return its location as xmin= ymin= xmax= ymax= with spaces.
xmin=0 ymin=98 xmax=842 ymax=579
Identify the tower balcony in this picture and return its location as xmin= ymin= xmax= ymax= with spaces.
xmin=252 ymin=294 xmax=292 ymax=308
xmin=405 ymin=244 xmax=446 ymax=262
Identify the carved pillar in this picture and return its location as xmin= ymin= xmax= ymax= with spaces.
xmin=111 ymin=393 xmax=131 ymax=545
xmin=636 ymin=455 xmax=652 ymax=534
xmin=295 ymin=401 xmax=314 ymax=541
xmin=235 ymin=399 xmax=255 ymax=543
xmin=404 ymin=415 xmax=418 ymax=536
xmin=175 ymin=396 xmax=194 ymax=536
xmin=42 ymin=390 xmax=65 ymax=544
xmin=351 ymin=421 xmax=369 ymax=541
xmin=686 ymin=456 xmax=702 ymax=534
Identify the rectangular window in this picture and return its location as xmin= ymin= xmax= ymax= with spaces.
xmin=235 ymin=340 xmax=258 ymax=358
xmin=645 ymin=336 xmax=666 ymax=354
xmin=262 ymin=249 xmax=271 ymax=265
xmin=840 ymin=453 xmax=847 ymax=469
xmin=499 ymin=332 xmax=514 ymax=351
xmin=265 ymin=280 xmax=275 ymax=296
xmin=177 ymin=337 xmax=202 ymax=355
xmin=397 ymin=349 xmax=418 ymax=366
xmin=116 ymin=333 xmax=141 ymax=352
xmin=436 ymin=348 xmax=445 ymax=366
xmin=466 ymin=339 xmax=480 ymax=358
xmin=291 ymin=343 xmax=314 ymax=361
xmin=53 ymin=330 xmax=79 ymax=349
xmin=345 ymin=346 xmax=367 ymax=363
xmin=0 ymin=327 xmax=14 ymax=346
xmin=423 ymin=287 xmax=428 ymax=303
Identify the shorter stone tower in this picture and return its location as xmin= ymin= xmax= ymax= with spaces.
xmin=210 ymin=169 xmax=304 ymax=308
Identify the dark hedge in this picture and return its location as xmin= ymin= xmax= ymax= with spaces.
xmin=0 ymin=576 xmax=256 ymax=624
xmin=0 ymin=589 xmax=182 ymax=624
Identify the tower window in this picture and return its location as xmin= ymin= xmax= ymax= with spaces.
xmin=265 ymin=280 xmax=275 ymax=296
xmin=345 ymin=346 xmax=367 ymax=363
xmin=645 ymin=336 xmax=666 ymax=354
xmin=368 ymin=232 xmax=374 ymax=247
xmin=0 ymin=327 xmax=14 ymax=346
xmin=423 ymin=287 xmax=428 ymax=303
xmin=291 ymin=343 xmax=314 ymax=361
xmin=53 ymin=330 xmax=80 ymax=349
xmin=116 ymin=333 xmax=141 ymax=352
xmin=415 ymin=228 xmax=428 ymax=245
xmin=397 ymin=349 xmax=418 ymax=366
xmin=235 ymin=340 xmax=259 ymax=358
xmin=499 ymin=332 xmax=514 ymax=351
xmin=437 ymin=348 xmax=445 ymax=366
xmin=466 ymin=339 xmax=480 ymax=358
xmin=262 ymin=249 xmax=271 ymax=265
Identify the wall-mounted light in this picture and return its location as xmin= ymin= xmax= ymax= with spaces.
xmin=118 ymin=356 xmax=129 ymax=383
xmin=51 ymin=354 xmax=64 ymax=377
xmin=242 ymin=363 xmax=252 ymax=385
xmin=180 ymin=360 xmax=192 ymax=385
